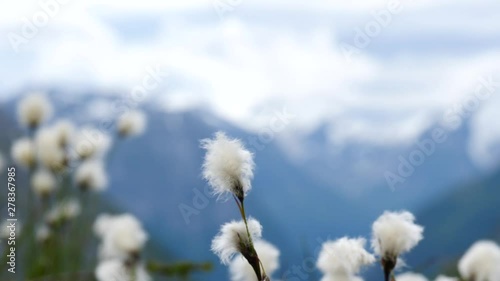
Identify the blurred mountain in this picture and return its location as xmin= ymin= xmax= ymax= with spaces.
xmin=0 ymin=93 xmax=498 ymax=281
xmin=411 ymin=168 xmax=500 ymax=276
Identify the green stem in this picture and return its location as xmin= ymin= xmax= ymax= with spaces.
xmin=234 ymin=197 xmax=268 ymax=280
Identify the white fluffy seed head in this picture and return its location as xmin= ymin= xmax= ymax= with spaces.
xmin=52 ymin=119 xmax=75 ymax=147
xmin=371 ymin=211 xmax=424 ymax=259
xmin=17 ymin=92 xmax=53 ymax=128
xmin=45 ymin=199 xmax=81 ymax=225
xmin=230 ymin=239 xmax=280 ymax=281
xmin=95 ymin=260 xmax=151 ymax=281
xmin=201 ymin=132 xmax=255 ymax=200
xmin=75 ymin=160 xmax=108 ymax=191
xmin=94 ymin=213 xmax=113 ymax=238
xmin=395 ymin=272 xmax=429 ymax=281
xmin=97 ymin=214 xmax=148 ymax=260
xmin=72 ymin=127 xmax=112 ymax=160
xmin=117 ymin=110 xmax=147 ymax=137
xmin=60 ymin=199 xmax=81 ymax=220
xmin=31 ymin=169 xmax=57 ymax=197
xmin=36 ymin=224 xmax=51 ymax=243
xmin=211 ymin=218 xmax=263 ymax=265
xmin=434 ymin=275 xmax=458 ymax=281
xmin=35 ymin=128 xmax=67 ymax=172
xmin=317 ymin=237 xmax=375 ymax=276
xmin=458 ymin=240 xmax=500 ymax=281
xmin=11 ymin=138 xmax=36 ymax=169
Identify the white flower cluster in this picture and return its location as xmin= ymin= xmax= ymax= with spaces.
xmin=371 ymin=211 xmax=424 ymax=260
xmin=230 ymin=240 xmax=280 ymax=281
xmin=45 ymin=199 xmax=81 ymax=226
xmin=17 ymin=92 xmax=53 ymax=129
xmin=459 ymin=240 xmax=500 ymax=281
xmin=211 ymin=218 xmax=263 ymax=265
xmin=201 ymin=131 xmax=255 ymax=200
xmin=117 ymin=110 xmax=147 ymax=138
xmin=94 ymin=213 xmax=151 ymax=281
xmin=317 ymin=237 xmax=375 ymax=281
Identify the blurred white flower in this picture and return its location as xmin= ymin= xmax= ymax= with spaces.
xmin=96 ymin=260 xmax=151 ymax=281
xmin=17 ymin=92 xmax=53 ymax=128
xmin=434 ymin=275 xmax=458 ymax=281
xmin=36 ymin=224 xmax=51 ymax=243
xmin=371 ymin=211 xmax=424 ymax=259
xmin=458 ymin=240 xmax=500 ymax=281
xmin=60 ymin=198 xmax=81 ymax=220
xmin=11 ymin=138 xmax=36 ymax=168
xmin=35 ymin=128 xmax=67 ymax=172
xmin=230 ymin=239 xmax=280 ymax=281
xmin=45 ymin=199 xmax=81 ymax=225
xmin=75 ymin=160 xmax=108 ymax=191
xmin=395 ymin=272 xmax=429 ymax=281
xmin=72 ymin=127 xmax=112 ymax=160
xmin=201 ymin=132 xmax=255 ymax=200
xmin=31 ymin=169 xmax=57 ymax=197
xmin=97 ymin=214 xmax=148 ymax=260
xmin=94 ymin=213 xmax=113 ymax=238
xmin=52 ymin=119 xmax=75 ymax=147
xmin=317 ymin=237 xmax=375 ymax=276
xmin=211 ymin=218 xmax=262 ymax=265
xmin=117 ymin=110 xmax=147 ymax=137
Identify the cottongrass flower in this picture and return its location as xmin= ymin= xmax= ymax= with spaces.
xmin=117 ymin=110 xmax=147 ymax=138
xmin=35 ymin=128 xmax=67 ymax=172
xmin=45 ymin=199 xmax=81 ymax=226
xmin=31 ymin=169 xmax=57 ymax=198
xmin=458 ymin=240 xmax=500 ymax=281
xmin=395 ymin=272 xmax=429 ymax=281
xmin=96 ymin=259 xmax=151 ymax=281
xmin=75 ymin=160 xmax=108 ymax=191
xmin=52 ymin=119 xmax=75 ymax=147
xmin=72 ymin=127 xmax=112 ymax=160
xmin=96 ymin=214 xmax=148 ymax=261
xmin=17 ymin=92 xmax=53 ymax=129
xmin=94 ymin=213 xmax=113 ymax=238
xmin=434 ymin=275 xmax=458 ymax=281
xmin=36 ymin=224 xmax=51 ymax=243
xmin=317 ymin=237 xmax=375 ymax=277
xmin=201 ymin=132 xmax=255 ymax=201
xmin=230 ymin=239 xmax=280 ymax=281
xmin=60 ymin=198 xmax=81 ymax=220
xmin=11 ymin=138 xmax=36 ymax=169
xmin=371 ymin=211 xmax=424 ymax=281
xmin=212 ymin=218 xmax=263 ymax=265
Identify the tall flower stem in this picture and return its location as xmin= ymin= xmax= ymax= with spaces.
xmin=232 ymin=195 xmax=268 ymax=280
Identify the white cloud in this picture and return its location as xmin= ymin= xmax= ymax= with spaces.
xmin=1 ymin=0 xmax=500 ymax=168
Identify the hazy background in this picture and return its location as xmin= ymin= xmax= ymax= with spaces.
xmin=1 ymin=1 xmax=500 ymax=280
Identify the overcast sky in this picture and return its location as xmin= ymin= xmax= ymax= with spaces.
xmin=1 ymin=0 xmax=499 ymax=168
